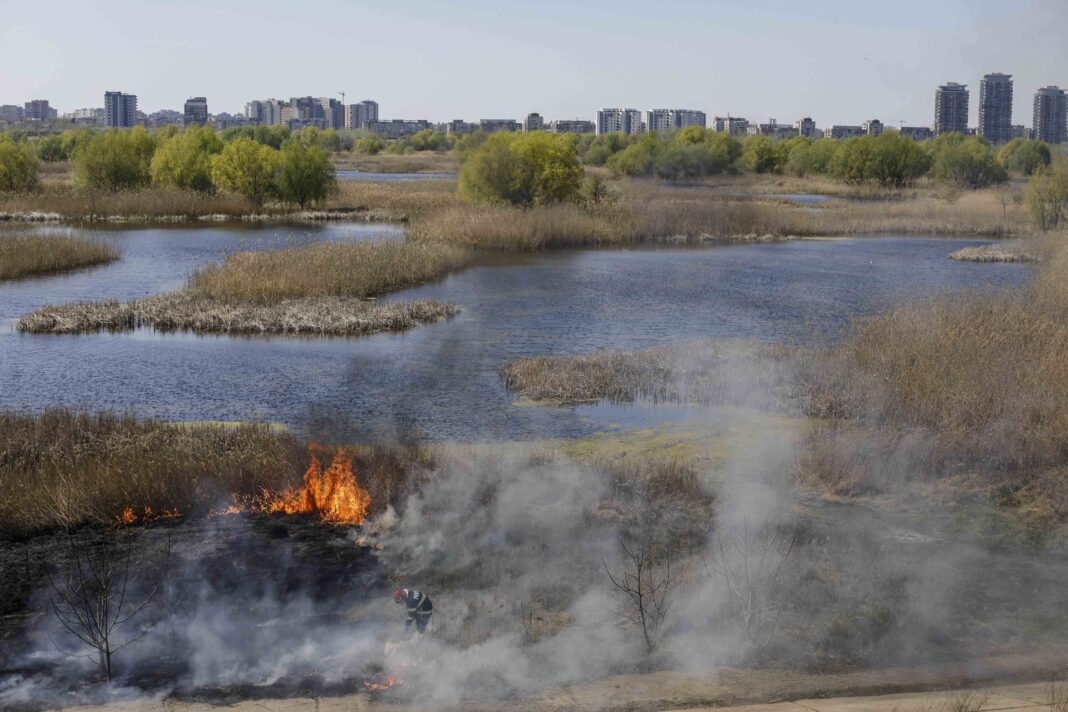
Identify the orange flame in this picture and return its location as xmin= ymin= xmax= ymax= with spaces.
xmin=116 ymin=506 xmax=181 ymax=526
xmin=364 ymin=675 xmax=402 ymax=692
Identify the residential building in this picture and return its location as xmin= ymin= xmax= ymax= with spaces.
xmin=183 ymin=97 xmax=208 ymax=126
xmin=647 ymin=109 xmax=706 ymax=133
xmin=863 ymin=119 xmax=884 ymax=137
xmin=523 ymin=113 xmax=545 ymax=132
xmin=673 ymin=109 xmax=706 ymax=129
xmin=212 ymin=113 xmax=247 ymax=130
xmin=24 ymin=100 xmax=57 ymax=121
xmin=366 ymin=119 xmax=431 ymax=138
xmin=551 ymin=119 xmax=595 ymax=135
xmin=147 ymin=109 xmax=182 ymax=128
xmin=318 ymin=98 xmax=344 ymax=130
xmin=713 ymin=116 xmax=749 ymax=136
xmin=445 ymin=119 xmax=479 ymax=136
xmin=245 ymin=99 xmax=287 ymax=126
xmin=282 ymin=96 xmax=326 ymax=128
xmin=597 ymin=108 xmax=642 ymax=135
xmin=898 ymin=126 xmax=935 ymax=141
xmin=934 ymin=82 xmax=969 ymax=135
xmin=978 ymin=73 xmax=1014 ymax=144
xmin=104 ymin=91 xmax=138 ymax=128
xmin=1033 ymin=86 xmax=1067 ymax=144
xmin=755 ymin=119 xmax=796 ymax=140
xmin=344 ymin=100 xmax=379 ymax=130
xmin=480 ymin=119 xmax=521 ymax=133
xmin=0 ymin=105 xmax=24 ymax=122
xmin=794 ymin=117 xmax=816 ymax=138
xmin=1012 ymin=125 xmax=1034 ymax=141
xmin=830 ymin=125 xmax=865 ymax=140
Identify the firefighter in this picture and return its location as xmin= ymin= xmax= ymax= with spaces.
xmin=393 ymin=588 xmax=433 ymax=634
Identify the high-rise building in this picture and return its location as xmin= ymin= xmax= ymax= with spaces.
xmin=523 ymin=112 xmax=545 ymax=132
xmin=713 ymin=116 xmax=749 ymax=136
xmin=597 ymin=108 xmax=642 ymax=135
xmin=830 ymin=125 xmax=865 ymax=140
xmin=1033 ymin=86 xmax=1067 ymax=145
xmin=445 ymin=119 xmax=478 ymax=136
xmin=245 ymin=99 xmax=286 ymax=126
xmin=104 ymin=91 xmax=138 ymax=128
xmin=646 ymin=109 xmax=707 ymax=133
xmin=794 ymin=117 xmax=816 ymax=138
xmin=935 ymin=82 xmax=969 ymax=135
xmin=551 ymin=119 xmax=595 ymax=135
xmin=183 ymin=97 xmax=208 ymax=126
xmin=0 ymin=105 xmax=24 ymax=122
xmin=863 ymin=119 xmax=884 ymax=137
xmin=673 ymin=109 xmax=706 ymax=129
xmin=345 ymin=100 xmax=378 ymax=130
xmin=978 ymin=73 xmax=1014 ymax=144
xmin=318 ymin=98 xmax=344 ymax=130
xmin=24 ymin=100 xmax=56 ymax=121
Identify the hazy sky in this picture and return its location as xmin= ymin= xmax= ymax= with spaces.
xmin=2 ymin=0 xmax=1066 ymax=128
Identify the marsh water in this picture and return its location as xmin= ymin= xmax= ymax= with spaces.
xmin=0 ymin=223 xmax=1032 ymax=441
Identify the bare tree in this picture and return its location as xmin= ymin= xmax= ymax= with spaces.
xmin=48 ymin=529 xmax=169 ymax=682
xmin=704 ymin=518 xmax=798 ymax=652
xmin=602 ymin=540 xmax=677 ymax=654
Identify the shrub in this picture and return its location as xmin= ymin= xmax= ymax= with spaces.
xmin=276 ymin=140 xmax=336 ymax=208
xmin=72 ymin=128 xmax=156 ymax=192
xmin=0 ymin=136 xmax=40 ymax=193
xmin=828 ymin=133 xmax=930 ymax=187
xmin=459 ymin=131 xmax=583 ymax=206
xmin=608 ymin=129 xmax=739 ymax=180
xmin=784 ymin=138 xmax=838 ymax=177
xmin=150 ymin=126 xmax=224 ymax=193
xmin=1026 ymin=160 xmax=1068 ymax=230
xmin=929 ymin=133 xmax=1008 ymax=189
xmin=998 ymin=138 xmax=1052 ymax=176
xmin=34 ymin=134 xmax=68 ymax=162
xmin=354 ymin=135 xmax=385 ymax=155
xmin=211 ymin=137 xmax=280 ymax=207
xmin=742 ymin=135 xmax=783 ymax=174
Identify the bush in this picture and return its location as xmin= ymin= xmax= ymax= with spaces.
xmin=1025 ymin=160 xmax=1068 ymax=230
xmin=929 ymin=133 xmax=1008 ymax=189
xmin=459 ymin=131 xmax=583 ymax=206
xmin=828 ymin=133 xmax=930 ymax=187
xmin=0 ymin=136 xmax=40 ymax=193
xmin=276 ymin=141 xmax=336 ymax=208
xmin=784 ymin=138 xmax=838 ymax=177
xmin=607 ymin=129 xmax=739 ymax=181
xmin=73 ymin=128 xmax=155 ymax=192
xmin=354 ymin=135 xmax=385 ymax=155
xmin=742 ymin=135 xmax=783 ymax=174
xmin=150 ymin=126 xmax=224 ymax=193
xmin=35 ymin=134 xmax=68 ymax=162
xmin=211 ymin=138 xmax=280 ymax=207
xmin=998 ymin=139 xmax=1052 ymax=176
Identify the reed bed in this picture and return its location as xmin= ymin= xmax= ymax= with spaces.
xmin=189 ymin=241 xmax=474 ymax=304
xmin=0 ymin=233 xmax=119 ymax=280
xmin=17 ymin=293 xmax=459 ymax=336
xmin=949 ymin=242 xmax=1040 ymax=263
xmin=0 ymin=185 xmax=258 ymax=221
xmin=333 ymin=151 xmax=457 ymax=174
xmin=0 ymin=409 xmax=432 ymax=533
xmin=334 ymin=179 xmax=458 ymax=221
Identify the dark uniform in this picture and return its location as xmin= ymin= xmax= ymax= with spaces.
xmin=401 ymin=589 xmax=433 ymax=634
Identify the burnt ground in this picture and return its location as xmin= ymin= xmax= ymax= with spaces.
xmin=0 ymin=513 xmax=385 ymax=708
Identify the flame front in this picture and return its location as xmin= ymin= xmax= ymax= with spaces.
xmin=364 ymin=675 xmax=402 ymax=692
xmin=265 ymin=449 xmax=371 ymax=525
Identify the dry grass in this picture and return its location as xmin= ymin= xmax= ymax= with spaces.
xmin=17 ymin=293 xmax=459 ymax=336
xmin=0 ymin=184 xmax=258 ymax=221
xmin=333 ymin=151 xmax=457 ymax=174
xmin=0 ymin=233 xmax=119 ymax=280
xmin=333 ymin=179 xmax=457 ymax=221
xmin=189 ymin=241 xmax=473 ymax=304
xmin=410 ymin=203 xmax=624 ymax=249
xmin=0 ymin=410 xmax=432 ymax=533
xmin=950 ymin=241 xmax=1040 ymax=263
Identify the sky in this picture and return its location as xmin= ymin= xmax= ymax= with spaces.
xmin=1 ymin=0 xmax=1066 ymax=129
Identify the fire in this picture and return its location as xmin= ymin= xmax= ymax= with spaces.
xmin=116 ymin=506 xmax=181 ymax=526
xmin=364 ymin=675 xmax=402 ymax=693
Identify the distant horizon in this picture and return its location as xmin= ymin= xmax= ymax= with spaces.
xmin=2 ymin=0 xmax=1066 ymax=129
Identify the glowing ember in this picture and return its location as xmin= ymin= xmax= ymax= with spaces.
xmin=364 ymin=675 xmax=402 ymax=692
xmin=116 ymin=506 xmax=181 ymax=526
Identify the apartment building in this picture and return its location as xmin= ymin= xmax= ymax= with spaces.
xmin=24 ymin=100 xmax=57 ymax=121
xmin=978 ymin=73 xmax=1014 ymax=144
xmin=935 ymin=82 xmax=969 ymax=135
xmin=366 ymin=119 xmax=431 ymax=138
xmin=523 ymin=113 xmax=545 ymax=132
xmin=480 ymin=119 xmax=521 ymax=133
xmin=863 ymin=119 xmax=884 ymax=137
xmin=183 ymin=97 xmax=208 ymax=126
xmin=597 ymin=108 xmax=642 ymax=135
xmin=104 ymin=91 xmax=138 ymax=128
xmin=830 ymin=125 xmax=865 ymax=140
xmin=794 ymin=117 xmax=816 ymax=138
xmin=713 ymin=116 xmax=749 ymax=136
xmin=1033 ymin=86 xmax=1067 ymax=144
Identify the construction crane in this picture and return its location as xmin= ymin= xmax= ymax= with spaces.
xmin=339 ymin=91 xmax=346 ymax=105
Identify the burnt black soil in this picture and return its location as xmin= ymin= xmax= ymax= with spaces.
xmin=0 ymin=513 xmax=384 ymax=708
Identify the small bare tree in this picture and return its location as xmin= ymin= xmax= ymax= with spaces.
xmin=704 ymin=518 xmax=798 ymax=652
xmin=602 ymin=540 xmax=677 ymax=654
xmin=48 ymin=529 xmax=168 ymax=682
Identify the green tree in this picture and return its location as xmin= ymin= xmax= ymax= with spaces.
xmin=72 ymin=128 xmax=155 ymax=192
xmin=929 ymin=133 xmax=1007 ymax=189
xmin=354 ymin=135 xmax=385 ymax=155
xmin=150 ymin=126 xmax=224 ymax=192
xmin=784 ymin=138 xmax=837 ymax=177
xmin=607 ymin=135 xmax=661 ymax=177
xmin=211 ymin=138 xmax=280 ymax=207
xmin=35 ymin=134 xmax=68 ymax=162
xmin=742 ymin=135 xmax=782 ymax=174
xmin=0 ymin=136 xmax=40 ymax=193
xmin=998 ymin=139 xmax=1052 ymax=176
xmin=864 ymin=132 xmax=931 ymax=187
xmin=276 ymin=141 xmax=336 ymax=208
xmin=1025 ymin=160 xmax=1068 ymax=230
xmin=459 ymin=131 xmax=584 ymax=206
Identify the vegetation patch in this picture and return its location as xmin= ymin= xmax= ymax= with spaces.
xmin=0 ymin=233 xmax=118 ymax=280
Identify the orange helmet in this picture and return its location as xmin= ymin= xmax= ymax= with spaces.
xmin=392 ymin=589 xmax=405 ymax=603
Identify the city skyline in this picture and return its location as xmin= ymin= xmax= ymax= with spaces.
xmin=2 ymin=0 xmax=1066 ymax=127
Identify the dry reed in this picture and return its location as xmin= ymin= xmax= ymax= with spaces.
xmin=333 ymin=151 xmax=457 ymax=174
xmin=0 ymin=233 xmax=119 ymax=280
xmin=0 ymin=410 xmax=432 ymax=533
xmin=17 ymin=293 xmax=459 ymax=336
xmin=0 ymin=185 xmax=258 ymax=221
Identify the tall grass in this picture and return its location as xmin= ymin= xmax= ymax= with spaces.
xmin=189 ymin=241 xmax=474 ymax=304
xmin=0 ymin=233 xmax=119 ymax=280
xmin=0 ymin=184 xmax=257 ymax=220
xmin=0 ymin=410 xmax=430 ymax=533
xmin=332 ymin=151 xmax=457 ymax=174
